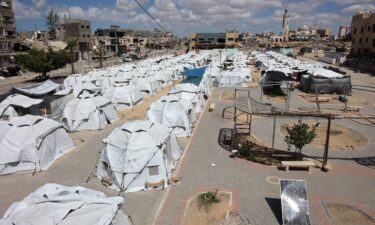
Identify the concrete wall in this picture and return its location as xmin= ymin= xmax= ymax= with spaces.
xmin=351 ymin=11 xmax=375 ymax=55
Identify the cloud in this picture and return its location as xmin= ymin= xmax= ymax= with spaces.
xmin=12 ymin=0 xmax=361 ymax=35
xmin=341 ymin=4 xmax=375 ymax=13
xmin=330 ymin=0 xmax=373 ymax=5
xmin=13 ymin=0 xmax=45 ymax=19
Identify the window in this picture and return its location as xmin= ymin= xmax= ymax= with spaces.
xmin=87 ymin=34 xmax=90 ymax=37
xmin=359 ymin=38 xmax=362 ymax=44
xmin=82 ymin=34 xmax=85 ymax=38
xmin=352 ymin=38 xmax=355 ymax=44
xmin=148 ymin=166 xmax=159 ymax=176
xmin=192 ymin=38 xmax=196 ymax=41
xmin=81 ymin=25 xmax=85 ymax=29
xmin=366 ymin=38 xmax=368 ymax=43
xmin=354 ymin=28 xmax=357 ymax=34
xmin=368 ymin=26 xmax=371 ymax=31
xmin=208 ymin=38 xmax=214 ymax=41
xmin=227 ymin=38 xmax=234 ymax=41
xmin=373 ymin=24 xmax=375 ymax=33
xmin=87 ymin=26 xmax=90 ymax=29
xmin=361 ymin=27 xmax=364 ymax=33
xmin=373 ymin=39 xmax=375 ymax=47
xmin=198 ymin=38 xmax=204 ymax=41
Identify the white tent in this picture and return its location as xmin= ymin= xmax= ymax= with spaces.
xmin=0 ymin=183 xmax=130 ymax=225
xmin=147 ymin=95 xmax=196 ymax=137
xmin=307 ymin=67 xmax=344 ymax=78
xmin=0 ymin=94 xmax=43 ymax=120
xmin=72 ymin=83 xmax=102 ymax=98
xmin=168 ymin=83 xmax=204 ymax=113
xmin=63 ymin=74 xmax=92 ymax=89
xmin=102 ymin=85 xmax=144 ymax=110
xmin=97 ymin=120 xmax=181 ymax=192
xmin=13 ymin=80 xmax=61 ymax=97
xmin=61 ymin=96 xmax=118 ymax=132
xmin=130 ymin=77 xmax=160 ymax=95
xmin=0 ymin=115 xmax=74 ymax=175
xmin=218 ymin=71 xmax=247 ymax=87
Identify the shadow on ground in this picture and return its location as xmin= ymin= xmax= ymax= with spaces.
xmin=265 ymin=197 xmax=282 ymax=225
xmin=354 ymin=156 xmax=375 ymax=169
xmin=218 ymin=128 xmax=232 ymax=151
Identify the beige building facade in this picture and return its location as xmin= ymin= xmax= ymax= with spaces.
xmin=0 ymin=0 xmax=16 ymax=66
xmin=188 ymin=32 xmax=238 ymax=51
xmin=351 ymin=11 xmax=375 ymax=56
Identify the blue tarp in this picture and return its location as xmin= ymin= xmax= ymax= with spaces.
xmin=183 ymin=67 xmax=206 ymax=78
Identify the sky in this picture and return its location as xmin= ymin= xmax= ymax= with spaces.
xmin=14 ymin=0 xmax=375 ymax=37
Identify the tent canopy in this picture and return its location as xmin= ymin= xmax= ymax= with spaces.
xmin=0 ymin=94 xmax=43 ymax=118
xmin=13 ymin=80 xmax=61 ymax=97
xmin=62 ymin=96 xmax=118 ymax=132
xmin=0 ymin=183 xmax=128 ymax=225
xmin=97 ymin=120 xmax=181 ymax=192
xmin=0 ymin=115 xmax=75 ymax=174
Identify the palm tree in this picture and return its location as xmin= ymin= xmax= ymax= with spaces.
xmin=65 ymin=38 xmax=79 ymax=74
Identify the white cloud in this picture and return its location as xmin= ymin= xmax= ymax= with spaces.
xmin=13 ymin=0 xmax=45 ymax=19
xmin=330 ymin=0 xmax=372 ymax=5
xmin=12 ymin=0 xmax=360 ymax=35
xmin=341 ymin=4 xmax=375 ymax=13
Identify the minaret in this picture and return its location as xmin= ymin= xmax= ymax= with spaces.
xmin=282 ymin=9 xmax=289 ymax=42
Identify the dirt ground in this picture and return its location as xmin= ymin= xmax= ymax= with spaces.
xmin=267 ymin=95 xmax=286 ymax=104
xmin=299 ymin=93 xmax=371 ymax=106
xmin=280 ymin=120 xmax=369 ymax=150
xmin=324 ymin=203 xmax=375 ymax=225
xmin=239 ymin=134 xmax=270 ymax=148
xmin=182 ymin=192 xmax=231 ymax=225
xmin=118 ymin=86 xmax=172 ymax=120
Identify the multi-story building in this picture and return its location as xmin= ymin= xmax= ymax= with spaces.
xmin=0 ymin=0 xmax=16 ymax=66
xmin=56 ymin=19 xmax=91 ymax=55
xmin=94 ymin=26 xmax=175 ymax=54
xmin=188 ymin=32 xmax=238 ymax=51
xmin=95 ymin=25 xmax=132 ymax=54
xmin=338 ymin=25 xmax=350 ymax=38
xmin=351 ymin=11 xmax=375 ymax=56
xmin=317 ymin=28 xmax=333 ymax=39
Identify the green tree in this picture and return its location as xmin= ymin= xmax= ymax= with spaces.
xmin=46 ymin=9 xmax=59 ymax=40
xmin=65 ymin=38 xmax=79 ymax=74
xmin=284 ymin=120 xmax=317 ymax=160
xmin=16 ymin=49 xmax=69 ymax=78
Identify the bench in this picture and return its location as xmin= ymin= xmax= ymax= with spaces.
xmin=281 ymin=160 xmax=316 ymax=173
xmin=145 ymin=180 xmax=165 ymax=189
xmin=345 ymin=105 xmax=362 ymax=112
xmin=317 ymin=97 xmax=330 ymax=102
xmin=209 ymin=103 xmax=216 ymax=112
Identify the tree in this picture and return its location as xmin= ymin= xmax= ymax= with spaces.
xmin=16 ymin=49 xmax=69 ymax=78
xmin=65 ymin=38 xmax=79 ymax=74
xmin=46 ymin=9 xmax=59 ymax=40
xmin=97 ymin=40 xmax=105 ymax=68
xmin=284 ymin=120 xmax=316 ymax=160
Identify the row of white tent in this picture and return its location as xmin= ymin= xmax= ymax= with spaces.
xmin=0 ymin=51 xmax=213 ymax=223
xmin=201 ymin=49 xmax=253 ymax=87
xmin=0 ymin=50 xmax=211 ymax=175
xmin=0 ymin=51 xmax=212 ymax=224
xmin=251 ymin=51 xmax=345 ymax=84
